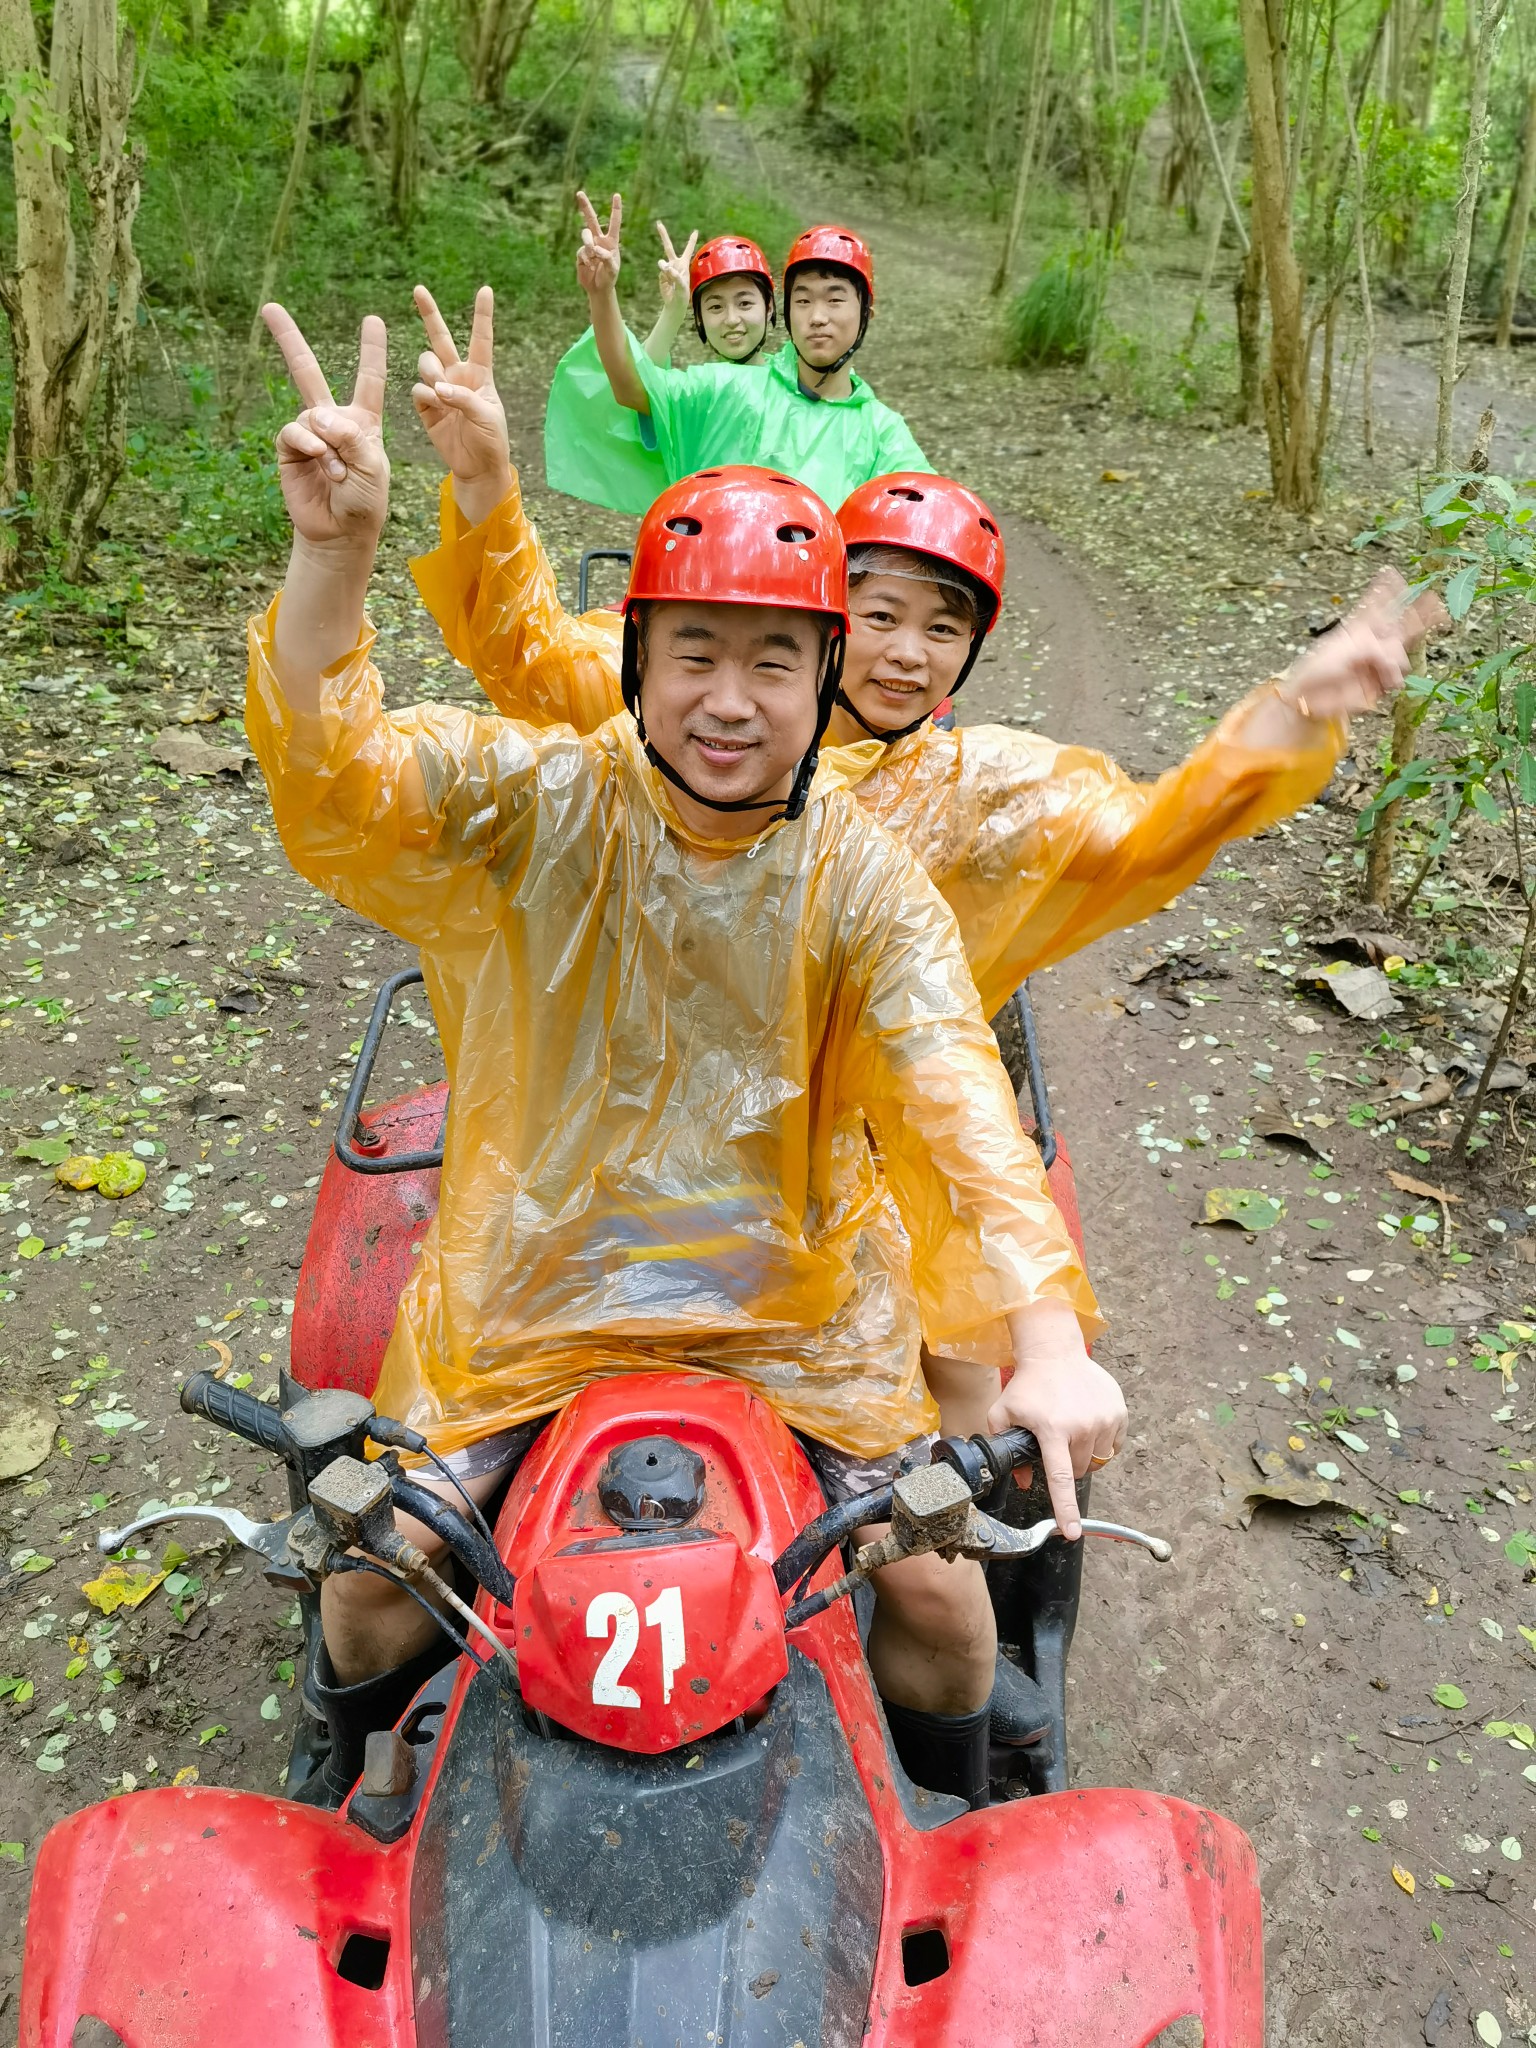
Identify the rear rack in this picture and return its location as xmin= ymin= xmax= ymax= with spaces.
xmin=333 ymin=968 xmax=447 ymax=1175
xmin=578 ymin=547 xmax=633 ymax=613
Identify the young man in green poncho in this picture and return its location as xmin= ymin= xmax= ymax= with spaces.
xmin=546 ymin=191 xmax=931 ymax=515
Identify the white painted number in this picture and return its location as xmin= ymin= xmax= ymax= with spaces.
xmin=645 ymin=1585 xmax=686 ymax=1705
xmin=586 ymin=1593 xmax=641 ymax=1708
xmin=584 ymin=1586 xmax=688 ymax=1709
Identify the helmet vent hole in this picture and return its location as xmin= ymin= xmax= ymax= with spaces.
xmin=980 ymin=517 xmax=999 ymax=536
xmin=777 ymin=523 xmax=815 ymax=544
xmin=890 ymin=487 xmax=924 ymax=502
xmin=663 ymin=515 xmax=702 ymax=537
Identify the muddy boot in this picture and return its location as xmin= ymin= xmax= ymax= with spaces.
xmin=882 ymin=1698 xmax=991 ymax=1810
xmin=292 ymin=1638 xmax=451 ymax=1811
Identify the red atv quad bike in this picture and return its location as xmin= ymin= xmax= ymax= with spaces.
xmin=19 ymin=562 xmax=1264 ymax=2040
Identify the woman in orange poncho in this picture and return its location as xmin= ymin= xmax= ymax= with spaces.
xmin=411 ymin=286 xmax=1426 ymax=1023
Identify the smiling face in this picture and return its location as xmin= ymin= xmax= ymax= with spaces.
xmin=828 ymin=558 xmax=980 ymax=743
xmin=696 ymin=279 xmax=771 ymax=360
xmin=636 ymin=601 xmax=826 ymax=835
xmin=786 ymin=266 xmax=864 ymax=368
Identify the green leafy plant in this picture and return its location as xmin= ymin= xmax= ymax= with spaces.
xmin=1004 ymin=241 xmax=1112 ymax=369
xmin=1357 ymin=470 xmax=1536 ymax=1160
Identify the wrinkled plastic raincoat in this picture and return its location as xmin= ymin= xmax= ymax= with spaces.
xmin=542 ymin=327 xmax=670 ymax=517
xmin=414 ymin=478 xmax=1345 ymax=1017
xmin=246 ymin=602 xmax=1099 ymax=1460
xmin=544 ymin=330 xmax=932 ymax=516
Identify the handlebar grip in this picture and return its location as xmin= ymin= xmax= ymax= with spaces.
xmin=984 ymin=1427 xmax=1040 ymax=1476
xmin=180 ymin=1371 xmax=290 ymax=1457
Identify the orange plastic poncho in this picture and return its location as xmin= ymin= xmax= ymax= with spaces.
xmin=246 ymin=603 xmax=1099 ymax=1461
xmin=414 ymin=478 xmax=1345 ymax=1017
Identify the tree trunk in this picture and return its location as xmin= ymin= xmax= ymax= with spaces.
xmin=1496 ymin=76 xmax=1536 ymax=347
xmin=0 ymin=0 xmax=144 ymax=587
xmin=1435 ymin=0 xmax=1510 ymax=465
xmin=228 ymin=0 xmax=331 ymax=426
xmin=1334 ymin=47 xmax=1377 ymax=453
xmin=1234 ymin=232 xmax=1266 ymax=426
xmin=1240 ymin=0 xmax=1322 ymax=511
xmin=464 ymin=0 xmax=535 ymax=104
xmin=992 ymin=0 xmax=1059 ymax=295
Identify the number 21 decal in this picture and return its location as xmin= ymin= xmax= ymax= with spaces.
xmin=586 ymin=1585 xmax=687 ymax=1708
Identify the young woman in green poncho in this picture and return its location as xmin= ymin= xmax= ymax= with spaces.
xmin=545 ymin=191 xmax=931 ymax=516
xmin=544 ymin=214 xmax=781 ymax=515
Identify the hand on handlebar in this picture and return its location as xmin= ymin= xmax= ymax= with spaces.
xmin=996 ymin=1302 xmax=1127 ymax=1540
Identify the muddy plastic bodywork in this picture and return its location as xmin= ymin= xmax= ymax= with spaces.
xmin=22 ymin=1376 xmax=1262 ymax=2048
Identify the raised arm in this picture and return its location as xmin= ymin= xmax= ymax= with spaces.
xmin=643 ymin=220 xmax=698 ymax=365
xmin=251 ymin=305 xmax=549 ymax=944
xmin=262 ymin=303 xmax=395 ymax=714
xmin=411 ymin=469 xmax=624 ymax=734
xmin=576 ymin=189 xmax=650 ymax=414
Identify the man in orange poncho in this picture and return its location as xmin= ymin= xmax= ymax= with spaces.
xmin=250 ymin=304 xmax=1121 ymax=1811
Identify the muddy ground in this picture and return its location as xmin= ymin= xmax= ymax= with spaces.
xmin=2 ymin=134 xmax=1535 ymax=2047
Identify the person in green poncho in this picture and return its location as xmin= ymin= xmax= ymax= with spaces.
xmin=543 ymin=221 xmax=780 ymax=516
xmin=546 ymin=191 xmax=932 ymax=516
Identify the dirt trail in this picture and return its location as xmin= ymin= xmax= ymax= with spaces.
xmin=759 ymin=150 xmax=1536 ymax=2046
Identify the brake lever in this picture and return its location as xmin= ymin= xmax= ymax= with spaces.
xmin=972 ymin=1513 xmax=1173 ymax=1563
xmin=98 ymin=1504 xmax=316 ymax=1590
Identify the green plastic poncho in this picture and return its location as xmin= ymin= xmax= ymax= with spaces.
xmin=413 ymin=478 xmax=1345 ymax=1017
xmin=542 ymin=327 xmax=670 ymax=517
xmin=544 ymin=332 xmax=933 ymax=517
xmin=246 ymin=599 xmax=1099 ymax=1462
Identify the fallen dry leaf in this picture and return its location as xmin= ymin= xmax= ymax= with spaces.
xmin=1387 ymin=1170 xmax=1461 ymax=1205
xmin=1391 ymin=1864 xmax=1416 ymax=1896
xmin=149 ymin=729 xmax=251 ymax=779
xmin=0 ymin=1403 xmax=56 ymax=1481
xmin=201 ymin=1338 xmax=233 ymax=1373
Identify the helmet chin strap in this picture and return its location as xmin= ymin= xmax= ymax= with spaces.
xmin=834 ymin=629 xmax=986 ymax=745
xmin=622 ymin=617 xmax=845 ymax=826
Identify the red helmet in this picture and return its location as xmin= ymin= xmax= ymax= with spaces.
xmin=623 ymin=468 xmax=849 ymax=823
xmin=689 ymin=234 xmax=774 ymax=301
xmin=838 ymin=473 xmax=1005 ymax=632
xmin=782 ymin=225 xmax=875 ymax=306
xmin=625 ymin=467 xmax=848 ymax=626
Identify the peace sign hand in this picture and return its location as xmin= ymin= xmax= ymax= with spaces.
xmin=576 ymin=189 xmax=623 ymax=296
xmin=411 ymin=284 xmax=510 ymax=511
xmin=655 ymin=221 xmax=699 ymax=307
xmin=262 ymin=304 xmax=390 ymax=549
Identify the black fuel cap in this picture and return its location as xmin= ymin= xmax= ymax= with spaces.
xmin=598 ymin=1436 xmax=707 ymax=1529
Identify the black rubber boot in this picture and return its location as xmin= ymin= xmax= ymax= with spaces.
xmin=292 ymin=1637 xmax=451 ymax=1811
xmin=989 ymin=1652 xmax=1051 ymax=1747
xmin=882 ymin=1697 xmax=991 ymax=1810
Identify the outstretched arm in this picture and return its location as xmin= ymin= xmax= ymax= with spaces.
xmin=576 ymin=189 xmax=650 ymax=414
xmin=1226 ymin=570 xmax=1443 ymax=750
xmin=642 ymin=220 xmax=698 ymax=365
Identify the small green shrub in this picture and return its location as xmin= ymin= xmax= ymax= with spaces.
xmin=1004 ymin=243 xmax=1111 ymax=368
